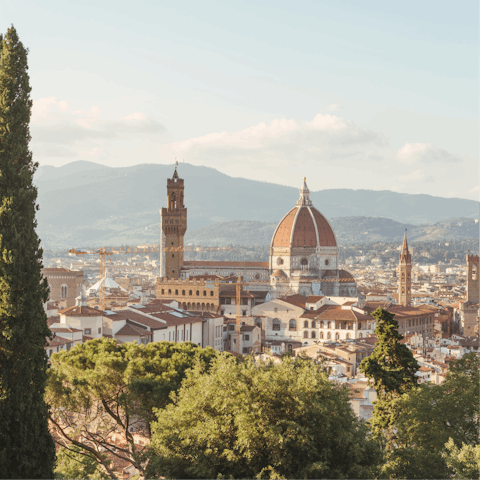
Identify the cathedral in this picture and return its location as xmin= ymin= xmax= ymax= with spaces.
xmin=157 ymin=166 xmax=359 ymax=312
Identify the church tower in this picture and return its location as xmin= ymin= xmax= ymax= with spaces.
xmin=160 ymin=164 xmax=187 ymax=279
xmin=398 ymin=230 xmax=412 ymax=307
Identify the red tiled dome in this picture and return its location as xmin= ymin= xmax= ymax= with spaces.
xmin=271 ymin=206 xmax=337 ymax=248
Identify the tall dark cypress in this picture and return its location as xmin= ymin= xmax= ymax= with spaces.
xmin=0 ymin=26 xmax=55 ymax=478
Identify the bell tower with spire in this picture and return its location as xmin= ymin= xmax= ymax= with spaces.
xmin=398 ymin=230 xmax=412 ymax=307
xmin=160 ymin=162 xmax=187 ymax=279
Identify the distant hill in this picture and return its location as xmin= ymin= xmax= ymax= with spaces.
xmin=34 ymin=161 xmax=479 ymax=248
xmin=184 ymin=217 xmax=479 ymax=247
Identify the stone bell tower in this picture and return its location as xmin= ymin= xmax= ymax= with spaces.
xmin=398 ymin=230 xmax=412 ymax=307
xmin=160 ymin=163 xmax=187 ymax=279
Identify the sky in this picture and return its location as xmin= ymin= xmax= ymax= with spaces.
xmin=3 ymin=0 xmax=479 ymax=200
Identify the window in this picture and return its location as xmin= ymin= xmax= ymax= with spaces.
xmin=327 ymin=321 xmax=331 ymax=329
xmin=255 ymin=318 xmax=262 ymax=328
xmin=203 ymin=291 xmax=207 ymax=296
xmin=335 ymin=333 xmax=339 ymax=340
xmin=325 ymin=259 xmax=329 ymax=266
xmin=243 ymin=347 xmax=248 ymax=353
xmin=175 ymin=289 xmax=178 ymax=295
xmin=172 ymin=254 xmax=174 ymax=258
xmin=311 ymin=321 xmax=315 ymax=328
xmin=272 ymin=318 xmax=281 ymax=331
xmin=85 ymin=328 xmax=91 ymax=335
xmin=168 ymin=289 xmax=172 ymax=294
xmin=346 ymin=333 xmax=351 ymax=339
xmin=359 ymin=333 xmax=363 ymax=338
xmin=320 ymin=320 xmax=324 ymax=328
xmin=304 ymin=320 xmax=308 ymax=328
xmin=61 ymin=285 xmax=68 ymax=298
xmin=242 ymin=310 xmax=247 ymax=316
xmin=196 ymin=291 xmax=200 ymax=296
xmin=182 ymin=290 xmax=185 ymax=295
xmin=98 ymin=328 xmax=101 ymax=334
xmin=241 ymin=298 xmax=249 ymax=305
xmin=311 ymin=331 xmax=316 ymax=339
xmin=228 ymin=324 xmax=235 ymax=331
xmin=289 ymin=319 xmax=296 ymax=331
xmin=161 ymin=289 xmax=165 ymax=295
xmin=210 ymin=291 xmax=214 ymax=296
xmin=189 ymin=290 xmax=192 ymax=295
xmin=301 ymin=258 xmax=308 ymax=266
xmin=245 ymin=335 xmax=250 ymax=341
xmin=277 ymin=257 xmax=284 ymax=265
xmin=221 ymin=310 xmax=225 ymax=315
xmin=327 ymin=332 xmax=331 ymax=339
xmin=320 ymin=331 xmax=324 ymax=339
xmin=303 ymin=331 xmax=308 ymax=338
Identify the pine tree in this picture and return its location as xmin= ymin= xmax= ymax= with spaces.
xmin=0 ymin=26 xmax=55 ymax=478
xmin=359 ymin=307 xmax=419 ymax=437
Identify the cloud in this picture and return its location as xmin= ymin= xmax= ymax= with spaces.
xmin=164 ymin=113 xmax=388 ymax=170
xmin=30 ymin=98 xmax=167 ymax=158
xmin=397 ymin=143 xmax=463 ymax=164
xmin=326 ymin=103 xmax=340 ymax=111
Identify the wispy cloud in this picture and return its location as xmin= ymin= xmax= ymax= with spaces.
xmin=397 ymin=142 xmax=463 ymax=164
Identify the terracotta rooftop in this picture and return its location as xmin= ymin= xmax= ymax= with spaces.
xmin=280 ymin=294 xmax=308 ymax=308
xmin=58 ymin=306 xmax=104 ymax=316
xmin=115 ymin=323 xmax=152 ymax=337
xmin=184 ymin=261 xmax=269 ymax=268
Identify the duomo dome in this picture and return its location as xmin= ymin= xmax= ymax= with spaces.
xmin=268 ymin=179 xmax=357 ymax=298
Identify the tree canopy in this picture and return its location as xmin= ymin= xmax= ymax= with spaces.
xmin=0 ymin=26 xmax=55 ymax=478
xmin=47 ymin=338 xmax=220 ymax=479
xmin=147 ymin=355 xmax=381 ymax=479
xmin=359 ymin=308 xmax=419 ymax=437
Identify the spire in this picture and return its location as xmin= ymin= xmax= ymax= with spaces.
xmin=400 ymin=229 xmax=411 ymax=264
xmin=172 ymin=160 xmax=179 ymax=179
xmin=296 ymin=177 xmax=312 ymax=206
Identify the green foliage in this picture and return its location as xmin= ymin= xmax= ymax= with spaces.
xmin=381 ymin=353 xmax=480 ymax=479
xmin=55 ymin=446 xmax=104 ymax=480
xmin=147 ymin=355 xmax=381 ymax=479
xmin=359 ymin=308 xmax=419 ymax=437
xmin=0 ymin=26 xmax=55 ymax=478
xmin=443 ymin=438 xmax=480 ymax=480
xmin=47 ymin=338 xmax=220 ymax=478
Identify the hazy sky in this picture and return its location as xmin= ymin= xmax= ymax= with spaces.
xmin=3 ymin=0 xmax=478 ymax=200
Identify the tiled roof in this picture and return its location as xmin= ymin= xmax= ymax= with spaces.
xmin=107 ymin=309 xmax=166 ymax=330
xmin=115 ymin=323 xmax=152 ymax=337
xmin=46 ymin=336 xmax=73 ymax=347
xmin=151 ymin=312 xmax=205 ymax=328
xmin=50 ymin=327 xmax=83 ymax=333
xmin=241 ymin=325 xmax=256 ymax=332
xmin=59 ymin=306 xmax=104 ymax=316
xmin=271 ymin=206 xmax=337 ymax=248
xmin=281 ymin=294 xmax=308 ymax=308
xmin=386 ymin=305 xmax=435 ymax=318
xmin=184 ymin=261 xmax=268 ymax=268
xmin=307 ymin=295 xmax=325 ymax=303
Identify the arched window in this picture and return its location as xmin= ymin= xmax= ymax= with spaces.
xmin=61 ymin=285 xmax=68 ymax=298
xmin=311 ymin=321 xmax=315 ymax=328
xmin=182 ymin=290 xmax=185 ymax=295
xmin=303 ymin=331 xmax=308 ymax=338
xmin=289 ymin=319 xmax=296 ymax=331
xmin=189 ymin=290 xmax=192 ymax=295
xmin=301 ymin=259 xmax=308 ymax=266
xmin=327 ymin=332 xmax=331 ymax=339
xmin=272 ymin=318 xmax=281 ymax=331
xmin=327 ymin=321 xmax=331 ymax=329
xmin=168 ymin=289 xmax=172 ymax=295
xmin=335 ymin=333 xmax=339 ymax=340
xmin=311 ymin=331 xmax=316 ymax=339
xmin=320 ymin=331 xmax=324 ymax=339
xmin=320 ymin=320 xmax=324 ymax=328
xmin=210 ymin=291 xmax=214 ymax=296
xmin=287 ymin=344 xmax=292 ymax=351
xmin=203 ymin=291 xmax=207 ymax=296
xmin=175 ymin=289 xmax=178 ymax=295
xmin=161 ymin=289 xmax=165 ymax=295
xmin=196 ymin=290 xmax=200 ymax=296
xmin=303 ymin=320 xmax=308 ymax=328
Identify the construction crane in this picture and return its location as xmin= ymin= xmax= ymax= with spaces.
xmin=69 ymin=245 xmax=235 ymax=310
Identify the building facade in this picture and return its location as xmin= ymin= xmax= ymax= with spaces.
xmin=42 ymin=267 xmax=84 ymax=308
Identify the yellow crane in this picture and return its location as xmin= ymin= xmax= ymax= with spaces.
xmin=69 ymin=245 xmax=235 ymax=310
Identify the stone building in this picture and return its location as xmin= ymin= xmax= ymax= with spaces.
xmin=156 ymin=168 xmax=359 ymax=311
xmin=454 ymin=254 xmax=479 ymax=335
xmin=42 ymin=267 xmax=84 ymax=308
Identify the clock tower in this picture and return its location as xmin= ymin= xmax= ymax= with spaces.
xmin=160 ymin=163 xmax=187 ymax=279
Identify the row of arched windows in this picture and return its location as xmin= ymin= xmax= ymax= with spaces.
xmin=160 ymin=288 xmax=214 ymax=297
xmin=181 ymin=302 xmax=216 ymax=312
xmin=303 ymin=331 xmax=357 ymax=340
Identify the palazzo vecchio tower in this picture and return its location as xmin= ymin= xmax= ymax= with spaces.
xmin=160 ymin=163 xmax=187 ymax=279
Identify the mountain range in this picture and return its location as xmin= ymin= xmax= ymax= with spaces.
xmin=34 ymin=161 xmax=479 ymax=249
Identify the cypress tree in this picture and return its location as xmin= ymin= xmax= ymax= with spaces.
xmin=0 ymin=26 xmax=55 ymax=478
